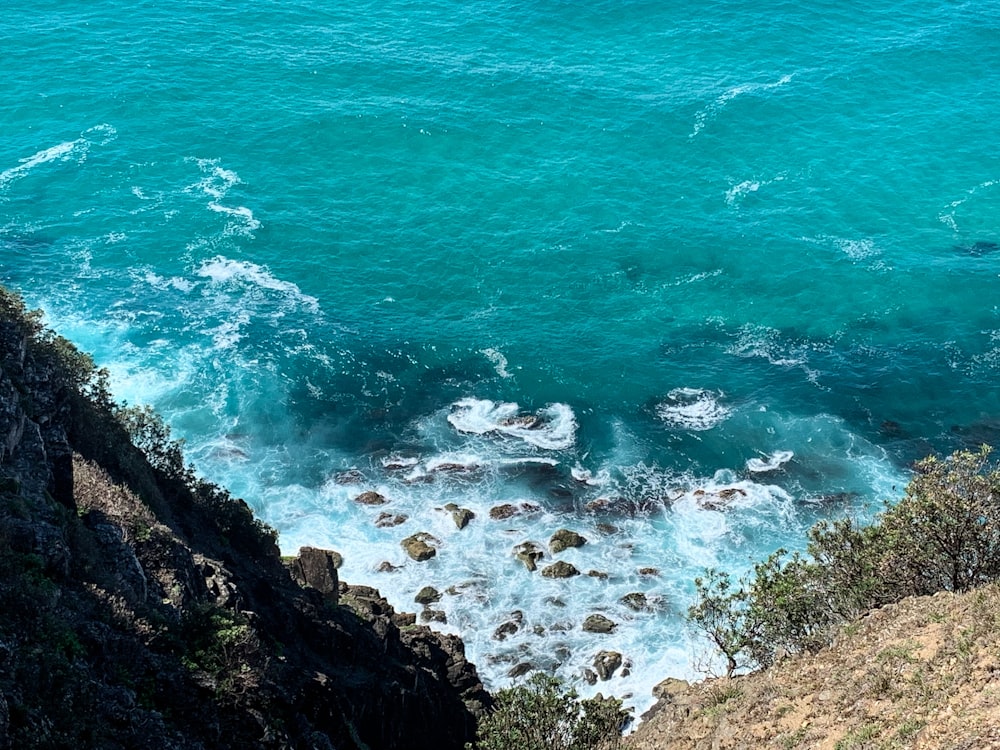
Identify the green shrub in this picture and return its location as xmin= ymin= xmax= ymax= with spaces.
xmin=689 ymin=446 xmax=1000 ymax=672
xmin=470 ymin=673 xmax=630 ymax=750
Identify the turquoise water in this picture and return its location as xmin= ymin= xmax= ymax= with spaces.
xmin=3 ymin=0 xmax=999 ymax=712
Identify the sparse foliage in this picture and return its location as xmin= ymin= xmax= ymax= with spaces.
xmin=689 ymin=446 xmax=1000 ymax=673
xmin=470 ymin=673 xmax=630 ymax=750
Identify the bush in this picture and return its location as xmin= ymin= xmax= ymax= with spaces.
xmin=470 ymin=673 xmax=630 ymax=750
xmin=688 ymin=447 xmax=1000 ymax=673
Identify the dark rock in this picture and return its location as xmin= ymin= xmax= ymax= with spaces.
xmin=620 ymin=592 xmax=648 ymax=611
xmin=498 ymin=415 xmax=542 ymax=429
xmin=513 ymin=541 xmax=545 ymax=572
xmin=582 ymin=668 xmax=598 ymax=686
xmin=549 ymin=528 xmax=587 ymax=554
xmin=493 ymin=611 xmax=524 ymax=641
xmin=582 ymin=614 xmax=617 ymax=634
xmin=638 ymin=567 xmax=660 ymax=577
xmin=507 ymin=662 xmax=534 ymax=678
xmin=375 ymin=512 xmax=408 ymax=528
xmin=595 ymin=522 xmax=618 ymax=535
xmin=355 ymin=490 xmax=389 ymax=505
xmin=541 ymin=561 xmax=580 ymax=579
xmin=376 ymin=560 xmax=402 ymax=573
xmin=593 ymin=650 xmax=623 ymax=681
xmin=588 ymin=570 xmax=609 ymax=580
xmin=489 ymin=502 xmax=540 ymax=520
xmin=288 ymin=547 xmax=341 ymax=604
xmin=401 ymin=533 xmax=439 ymax=562
xmin=415 ymin=586 xmax=441 ymax=605
xmin=420 ymin=609 xmax=448 ymax=624
xmin=333 ymin=469 xmax=365 ymax=485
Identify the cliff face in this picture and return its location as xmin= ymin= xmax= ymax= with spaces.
xmin=0 ymin=294 xmax=489 ymax=750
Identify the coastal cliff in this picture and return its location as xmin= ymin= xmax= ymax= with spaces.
xmin=0 ymin=288 xmax=489 ymax=749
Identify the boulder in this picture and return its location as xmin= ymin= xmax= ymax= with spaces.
xmin=376 ymin=561 xmax=401 ymax=573
xmin=541 ymin=561 xmax=580 ymax=579
xmin=355 ymin=491 xmax=388 ymax=506
xmin=401 ymin=532 xmax=439 ymax=562
xmin=420 ymin=609 xmax=448 ymax=624
xmin=582 ymin=614 xmax=617 ymax=634
xmin=513 ymin=541 xmax=545 ymax=572
xmin=549 ymin=528 xmax=587 ymax=554
xmin=638 ymin=567 xmax=660 ymax=577
xmin=444 ymin=503 xmax=475 ymax=530
xmin=620 ymin=592 xmax=648 ymax=611
xmin=414 ymin=586 xmax=441 ymax=605
xmin=286 ymin=547 xmax=344 ymax=595
xmin=593 ymin=650 xmax=623 ymax=681
xmin=588 ymin=570 xmax=609 ymax=580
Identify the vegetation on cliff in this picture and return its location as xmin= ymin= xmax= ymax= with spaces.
xmin=0 ymin=286 xmax=489 ymax=749
xmin=688 ymin=445 xmax=1000 ymax=677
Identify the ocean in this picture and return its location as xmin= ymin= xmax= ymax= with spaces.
xmin=3 ymin=0 xmax=999 ymax=714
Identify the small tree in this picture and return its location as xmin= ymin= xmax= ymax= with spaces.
xmin=471 ymin=673 xmax=630 ymax=750
xmin=687 ymin=569 xmax=755 ymax=677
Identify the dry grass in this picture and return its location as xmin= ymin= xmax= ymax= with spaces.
xmin=628 ymin=584 xmax=1000 ymax=750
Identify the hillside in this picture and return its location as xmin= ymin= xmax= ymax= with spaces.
xmin=627 ymin=585 xmax=1000 ymax=749
xmin=0 ymin=288 xmax=488 ymax=748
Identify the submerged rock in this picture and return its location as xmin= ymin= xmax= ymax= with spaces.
xmin=507 ymin=662 xmax=535 ymax=678
xmin=541 ymin=561 xmax=580 ymax=579
xmin=376 ymin=560 xmax=402 ymax=573
xmin=549 ymin=528 xmax=587 ymax=554
xmin=375 ymin=512 xmax=408 ymax=528
xmin=493 ymin=611 xmax=524 ymax=641
xmin=333 ymin=469 xmax=365 ymax=485
xmin=582 ymin=614 xmax=617 ymax=634
xmin=401 ymin=532 xmax=439 ymax=562
xmin=489 ymin=502 xmax=541 ymax=520
xmin=620 ymin=592 xmax=648 ymax=611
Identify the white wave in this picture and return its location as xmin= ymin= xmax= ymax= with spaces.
xmin=186 ymin=158 xmax=261 ymax=236
xmin=938 ymin=179 xmax=999 ymax=231
xmin=196 ymin=256 xmax=319 ymax=311
xmin=447 ymin=398 xmax=577 ymax=450
xmin=480 ymin=347 xmax=514 ymax=378
xmin=208 ymin=202 xmax=261 ymax=236
xmin=691 ymin=73 xmax=793 ymax=137
xmin=655 ymin=388 xmax=731 ymax=431
xmin=571 ymin=464 xmax=610 ymax=486
xmin=746 ymin=450 xmax=794 ymax=473
xmin=834 ymin=238 xmax=880 ymax=260
xmin=725 ymin=173 xmax=786 ymax=207
xmin=0 ymin=124 xmax=117 ymax=190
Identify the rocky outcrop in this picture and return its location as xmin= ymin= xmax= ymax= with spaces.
xmin=402 ymin=532 xmax=440 ymax=561
xmin=542 ymin=560 xmax=581 ymax=579
xmin=549 ymin=528 xmax=587 ymax=553
xmin=0 ymin=290 xmax=489 ymax=750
